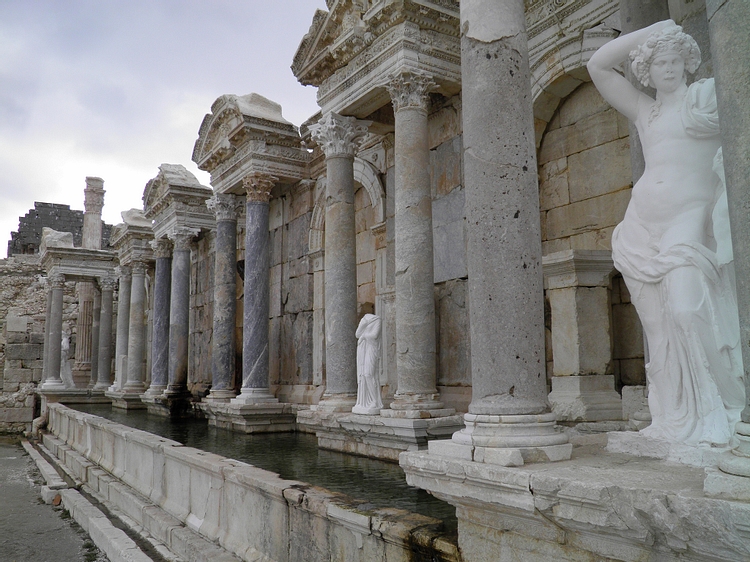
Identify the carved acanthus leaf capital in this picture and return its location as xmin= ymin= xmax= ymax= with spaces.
xmin=130 ymin=259 xmax=148 ymax=275
xmin=168 ymin=227 xmax=200 ymax=251
xmin=115 ymin=265 xmax=131 ymax=280
xmin=84 ymin=177 xmax=105 ymax=214
xmin=151 ymin=237 xmax=173 ymax=259
xmin=207 ymin=193 xmax=240 ymax=219
xmin=385 ymin=70 xmax=437 ymax=113
xmin=48 ymin=272 xmax=66 ymax=288
xmin=309 ymin=112 xmax=371 ymax=158
xmin=242 ymin=172 xmax=277 ymax=203
xmin=98 ymin=276 xmax=118 ymax=292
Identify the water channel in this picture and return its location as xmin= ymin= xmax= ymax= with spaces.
xmin=72 ymin=404 xmax=457 ymax=534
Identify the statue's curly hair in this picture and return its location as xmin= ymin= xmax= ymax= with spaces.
xmin=629 ymin=24 xmax=701 ymax=87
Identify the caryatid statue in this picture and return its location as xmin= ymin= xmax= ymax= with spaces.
xmin=352 ymin=314 xmax=383 ymax=415
xmin=588 ymin=21 xmax=745 ymax=446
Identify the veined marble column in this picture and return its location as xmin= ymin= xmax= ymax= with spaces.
xmin=385 ymin=70 xmax=443 ymax=412
xmin=309 ymin=113 xmax=370 ymax=411
xmin=166 ymin=227 xmax=198 ymax=396
xmin=207 ymin=194 xmax=239 ymax=402
xmin=41 ymin=272 xmax=66 ymax=391
xmin=94 ymin=276 xmax=116 ymax=390
xmin=110 ymin=266 xmax=131 ymax=391
xmin=232 ymin=174 xmax=276 ymax=405
xmin=450 ymin=0 xmax=570 ymax=464
xmin=123 ymin=260 xmax=148 ymax=393
xmin=144 ymin=239 xmax=172 ymax=396
xmin=89 ymin=288 xmax=102 ymax=388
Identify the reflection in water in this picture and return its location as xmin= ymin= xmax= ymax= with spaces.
xmin=73 ymin=404 xmax=457 ymax=532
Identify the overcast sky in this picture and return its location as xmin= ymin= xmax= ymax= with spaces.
xmin=0 ymin=0 xmax=327 ymax=257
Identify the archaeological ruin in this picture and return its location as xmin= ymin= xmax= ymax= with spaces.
xmin=2 ymin=1 xmax=750 ymax=561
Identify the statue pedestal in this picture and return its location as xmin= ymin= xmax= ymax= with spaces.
xmin=297 ymin=408 xmax=464 ymax=462
xmin=195 ymin=401 xmax=296 ymax=434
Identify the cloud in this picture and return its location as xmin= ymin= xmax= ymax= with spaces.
xmin=0 ymin=0 xmax=325 ymax=255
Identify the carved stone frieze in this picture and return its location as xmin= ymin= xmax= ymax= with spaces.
xmin=385 ymin=70 xmax=437 ymax=113
xmin=242 ymin=173 xmax=277 ymax=203
xmin=309 ymin=112 xmax=371 ymax=158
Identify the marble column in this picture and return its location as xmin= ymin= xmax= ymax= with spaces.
xmin=385 ymin=70 xmax=443 ymax=412
xmin=73 ymin=281 xmax=95 ymax=385
xmin=231 ymin=174 xmax=276 ymax=405
xmin=94 ymin=276 xmax=116 ymax=390
xmin=41 ymin=272 xmax=66 ymax=391
xmin=707 ymin=0 xmax=750 ymax=484
xmin=165 ymin=227 xmax=198 ymax=396
xmin=123 ymin=260 xmax=148 ymax=393
xmin=449 ymin=0 xmax=570 ymax=464
xmin=144 ymin=239 xmax=172 ymax=396
xmin=207 ymin=194 xmax=239 ymax=402
xmin=110 ymin=266 xmax=131 ymax=391
xmin=42 ymin=283 xmax=53 ymax=383
xmin=82 ymin=176 xmax=105 ymax=250
xmin=309 ymin=113 xmax=370 ymax=411
xmin=88 ymin=287 xmax=102 ymax=388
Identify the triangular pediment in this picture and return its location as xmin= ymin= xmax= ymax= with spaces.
xmin=192 ymin=93 xmax=300 ymax=174
xmin=292 ymin=0 xmax=459 ymax=89
xmin=142 ymin=164 xmax=211 ymax=218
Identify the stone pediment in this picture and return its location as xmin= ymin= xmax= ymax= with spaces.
xmin=109 ymin=209 xmax=154 ymax=267
xmin=142 ymin=164 xmax=214 ymax=240
xmin=192 ymin=93 xmax=309 ymax=194
xmin=292 ymin=0 xmax=460 ymax=117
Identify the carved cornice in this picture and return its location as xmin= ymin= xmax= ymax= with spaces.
xmin=151 ymin=238 xmax=173 ymax=259
xmin=385 ymin=70 xmax=437 ymax=113
xmin=168 ymin=227 xmax=200 ymax=252
xmin=242 ymin=173 xmax=277 ymax=203
xmin=206 ymin=193 xmax=240 ymax=221
xmin=309 ymin=112 xmax=371 ymax=158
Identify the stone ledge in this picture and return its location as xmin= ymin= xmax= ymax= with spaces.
xmin=401 ymin=440 xmax=750 ymax=561
xmin=606 ymin=431 xmax=730 ymax=468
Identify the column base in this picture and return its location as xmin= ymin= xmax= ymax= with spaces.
xmin=104 ymin=390 xmax=147 ymax=410
xmin=92 ymin=381 xmax=112 ymax=391
xmin=140 ymin=390 xmax=193 ymax=418
xmin=548 ymin=375 xmax=622 ymax=422
xmin=40 ymin=380 xmax=68 ymax=392
xmin=315 ymin=393 xmax=356 ymax=412
xmin=203 ymin=389 xmax=237 ymax=403
xmin=297 ymin=408 xmax=465 ymax=462
xmin=446 ymin=412 xmax=572 ymax=466
xmin=195 ymin=401 xmax=295 ymax=433
xmin=141 ymin=384 xmax=167 ymax=397
xmin=230 ymin=387 xmax=278 ymax=405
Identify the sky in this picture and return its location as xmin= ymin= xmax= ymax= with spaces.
xmin=0 ymin=0 xmax=327 ymax=257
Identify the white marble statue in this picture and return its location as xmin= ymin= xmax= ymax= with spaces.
xmin=588 ymin=20 xmax=745 ymax=446
xmin=60 ymin=331 xmax=74 ymax=388
xmin=352 ymin=314 xmax=383 ymax=415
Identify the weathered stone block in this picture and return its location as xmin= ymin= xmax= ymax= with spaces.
xmin=568 ymin=138 xmax=632 ymax=203
xmin=288 ymin=256 xmax=309 ymax=279
xmin=268 ymin=198 xmax=284 ymax=231
xmin=5 ymin=343 xmax=43 ymax=361
xmin=539 ymin=157 xmax=570 ymax=211
xmin=428 ymin=104 xmax=461 ymax=149
xmin=5 ymin=332 xmax=28 ymax=344
xmin=290 ymin=188 xmax=313 ymax=222
xmin=5 ymin=314 xmax=28 ymax=333
xmin=430 ymin=136 xmax=462 ymax=199
xmin=357 ymin=282 xmax=375 ymax=307
xmin=356 ymin=261 xmax=373 ymax=286
xmin=437 ymin=280 xmax=470 ymax=387
xmin=569 ymin=227 xmax=615 ymax=251
xmin=286 ymin=215 xmax=310 ymax=262
xmin=4 ymin=368 xmax=33 ymax=383
xmin=355 ymin=230 xmax=375 ymax=264
xmin=542 ymin=238 xmax=571 ymax=255
xmin=619 ymin=358 xmax=646 ymax=386
xmin=433 ymin=187 xmax=467 ymax=283
xmin=559 ymin=81 xmax=612 ymax=127
xmin=613 ymin=303 xmax=643 ymax=359
xmin=546 ymin=189 xmax=631 ymax=240
xmin=283 ymin=274 xmax=312 ymax=314
xmin=0 ymin=407 xmax=33 ymax=422
xmin=29 ymin=332 xmax=45 ymax=345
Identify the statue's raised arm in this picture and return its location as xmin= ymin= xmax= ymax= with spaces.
xmin=587 ymin=19 xmax=675 ymax=121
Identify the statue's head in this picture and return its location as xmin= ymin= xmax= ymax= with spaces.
xmin=629 ymin=24 xmax=700 ymax=89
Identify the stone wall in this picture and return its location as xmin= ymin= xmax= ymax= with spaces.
xmin=538 ymin=81 xmax=645 ymax=389
xmin=189 ymin=230 xmax=215 ymax=395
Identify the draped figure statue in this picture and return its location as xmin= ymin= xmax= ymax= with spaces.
xmin=352 ymin=314 xmax=383 ymax=415
xmin=588 ymin=20 xmax=745 ymax=446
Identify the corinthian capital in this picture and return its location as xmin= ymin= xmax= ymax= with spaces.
xmin=151 ymin=237 xmax=173 ymax=259
xmin=48 ymin=271 xmax=66 ymax=288
xmin=168 ymin=227 xmax=200 ymax=251
xmin=84 ymin=176 xmax=106 ymax=214
xmin=309 ymin=112 xmax=371 ymax=158
xmin=206 ymin=193 xmax=240 ymax=220
xmin=242 ymin=172 xmax=277 ymax=203
xmin=384 ymin=70 xmax=437 ymax=113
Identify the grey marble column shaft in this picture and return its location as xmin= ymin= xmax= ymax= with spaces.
xmin=708 ymin=0 xmax=750 ymax=421
xmin=309 ymin=113 xmax=370 ymax=410
xmin=232 ymin=174 xmax=276 ymax=404
xmin=41 ymin=273 xmax=66 ymax=391
xmin=95 ymin=278 xmax=115 ymax=390
xmin=111 ymin=267 xmax=131 ymax=391
xmin=386 ymin=70 xmax=441 ymax=410
xmin=166 ymin=228 xmax=197 ymax=395
xmin=461 ymin=0 xmax=548 ymax=416
xmin=89 ymin=288 xmax=101 ymax=388
xmin=124 ymin=261 xmax=147 ymax=392
xmin=42 ymin=286 xmax=52 ymax=383
xmin=208 ymin=195 xmax=238 ymax=400
xmin=146 ymin=240 xmax=172 ymax=395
